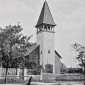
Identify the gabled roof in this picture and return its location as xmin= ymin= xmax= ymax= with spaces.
xmin=25 ymin=43 xmax=39 ymax=56
xmin=55 ymin=50 xmax=62 ymax=58
xmin=35 ymin=1 xmax=56 ymax=27
xmin=25 ymin=43 xmax=61 ymax=59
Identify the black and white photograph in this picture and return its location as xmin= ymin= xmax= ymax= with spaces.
xmin=0 ymin=0 xmax=84 ymax=85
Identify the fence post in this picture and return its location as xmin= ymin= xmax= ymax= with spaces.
xmin=24 ymin=68 xmax=28 ymax=80
xmin=17 ymin=68 xmax=20 ymax=79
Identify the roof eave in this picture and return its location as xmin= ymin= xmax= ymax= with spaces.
xmin=55 ymin=50 xmax=62 ymax=58
xmin=35 ymin=23 xmax=56 ymax=28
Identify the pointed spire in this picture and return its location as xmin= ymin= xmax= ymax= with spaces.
xmin=35 ymin=1 xmax=56 ymax=27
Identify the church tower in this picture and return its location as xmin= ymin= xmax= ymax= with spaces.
xmin=35 ymin=1 xmax=56 ymax=73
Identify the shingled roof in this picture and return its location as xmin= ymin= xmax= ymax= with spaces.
xmin=25 ymin=43 xmax=39 ymax=56
xmin=35 ymin=1 xmax=56 ymax=27
xmin=25 ymin=43 xmax=61 ymax=59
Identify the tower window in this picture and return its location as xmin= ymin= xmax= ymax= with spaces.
xmin=41 ymin=51 xmax=42 ymax=54
xmin=48 ymin=50 xmax=50 ymax=54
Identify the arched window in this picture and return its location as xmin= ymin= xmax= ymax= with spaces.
xmin=41 ymin=51 xmax=42 ymax=54
xmin=44 ymin=25 xmax=47 ymax=30
xmin=48 ymin=50 xmax=50 ymax=54
xmin=48 ymin=26 xmax=50 ymax=30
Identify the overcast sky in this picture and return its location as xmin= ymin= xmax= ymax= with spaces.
xmin=0 ymin=0 xmax=85 ymax=67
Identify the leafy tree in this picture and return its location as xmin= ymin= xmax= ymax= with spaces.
xmin=72 ymin=43 xmax=85 ymax=84
xmin=0 ymin=23 xmax=32 ymax=83
xmin=72 ymin=43 xmax=85 ymax=68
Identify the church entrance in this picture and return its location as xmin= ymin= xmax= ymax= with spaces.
xmin=45 ymin=64 xmax=53 ymax=73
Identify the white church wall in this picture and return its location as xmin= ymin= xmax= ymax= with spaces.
xmin=55 ymin=54 xmax=61 ymax=74
xmin=43 ymin=31 xmax=55 ymax=73
xmin=37 ymin=32 xmax=43 ymax=65
xmin=37 ymin=31 xmax=56 ymax=73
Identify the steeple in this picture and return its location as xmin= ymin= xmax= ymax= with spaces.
xmin=35 ymin=1 xmax=56 ymax=28
xmin=36 ymin=1 xmax=56 ymax=74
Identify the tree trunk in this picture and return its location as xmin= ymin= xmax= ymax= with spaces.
xmin=5 ymin=68 xmax=8 ymax=83
xmin=22 ymin=68 xmax=24 ymax=80
xmin=84 ymin=65 xmax=85 ymax=85
xmin=16 ymin=68 xmax=17 ymax=75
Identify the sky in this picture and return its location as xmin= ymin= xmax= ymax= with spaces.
xmin=0 ymin=0 xmax=85 ymax=67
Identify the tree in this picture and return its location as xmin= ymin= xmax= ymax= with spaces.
xmin=72 ymin=43 xmax=85 ymax=68
xmin=0 ymin=23 xmax=32 ymax=83
xmin=72 ymin=43 xmax=85 ymax=84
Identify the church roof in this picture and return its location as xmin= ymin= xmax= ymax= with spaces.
xmin=55 ymin=50 xmax=62 ymax=58
xmin=25 ymin=43 xmax=61 ymax=59
xmin=35 ymin=1 xmax=56 ymax=27
xmin=25 ymin=43 xmax=39 ymax=56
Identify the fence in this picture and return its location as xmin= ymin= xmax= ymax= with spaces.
xmin=0 ymin=68 xmax=83 ymax=81
xmin=0 ymin=68 xmax=40 ymax=81
xmin=0 ymin=68 xmax=17 ymax=75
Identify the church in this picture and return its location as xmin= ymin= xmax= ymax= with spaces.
xmin=0 ymin=1 xmax=62 ymax=80
xmin=0 ymin=1 xmax=62 ymax=77
xmin=25 ymin=1 xmax=61 ymax=74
